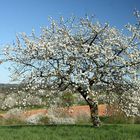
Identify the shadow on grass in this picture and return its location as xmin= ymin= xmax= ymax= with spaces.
xmin=0 ymin=124 xmax=124 ymax=129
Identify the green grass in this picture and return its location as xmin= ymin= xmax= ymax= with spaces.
xmin=0 ymin=124 xmax=139 ymax=140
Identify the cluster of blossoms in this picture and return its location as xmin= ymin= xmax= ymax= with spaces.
xmin=120 ymin=89 xmax=140 ymax=117
xmin=2 ymin=10 xmax=140 ymax=124
xmin=0 ymin=90 xmax=45 ymax=110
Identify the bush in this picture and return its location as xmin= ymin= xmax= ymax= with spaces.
xmin=4 ymin=108 xmax=23 ymax=119
xmin=25 ymin=114 xmax=46 ymax=124
xmin=0 ymin=118 xmax=26 ymax=125
xmin=59 ymin=92 xmax=76 ymax=107
xmin=134 ymin=116 xmax=140 ymax=124
xmin=47 ymin=115 xmax=76 ymax=125
xmin=46 ymin=107 xmax=76 ymax=125
xmin=75 ymin=112 xmax=91 ymax=124
xmin=102 ymin=104 xmax=140 ymax=124
xmin=39 ymin=116 xmax=49 ymax=124
xmin=100 ymin=115 xmax=140 ymax=124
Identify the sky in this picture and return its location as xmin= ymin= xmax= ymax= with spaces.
xmin=0 ymin=0 xmax=140 ymax=83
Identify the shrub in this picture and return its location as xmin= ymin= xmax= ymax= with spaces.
xmin=75 ymin=112 xmax=91 ymax=124
xmin=4 ymin=108 xmax=23 ymax=119
xmin=60 ymin=92 xmax=75 ymax=107
xmin=25 ymin=114 xmax=46 ymax=124
xmin=39 ymin=116 xmax=50 ymax=124
xmin=0 ymin=118 xmax=26 ymax=125
xmin=134 ymin=116 xmax=140 ymax=124
xmin=46 ymin=107 xmax=76 ymax=125
xmin=47 ymin=115 xmax=76 ymax=125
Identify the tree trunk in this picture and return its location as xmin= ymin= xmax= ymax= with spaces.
xmin=89 ymin=101 xmax=101 ymax=127
xmin=77 ymin=86 xmax=101 ymax=127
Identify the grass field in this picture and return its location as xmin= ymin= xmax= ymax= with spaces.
xmin=0 ymin=124 xmax=139 ymax=140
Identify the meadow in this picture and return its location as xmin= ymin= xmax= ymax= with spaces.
xmin=0 ymin=124 xmax=139 ymax=140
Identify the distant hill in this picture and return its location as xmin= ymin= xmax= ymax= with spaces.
xmin=0 ymin=83 xmax=19 ymax=94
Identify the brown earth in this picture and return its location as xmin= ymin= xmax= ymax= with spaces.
xmin=0 ymin=105 xmax=107 ymax=119
xmin=22 ymin=105 xmax=107 ymax=118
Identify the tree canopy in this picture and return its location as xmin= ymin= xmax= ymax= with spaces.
xmin=3 ymin=11 xmax=140 ymax=126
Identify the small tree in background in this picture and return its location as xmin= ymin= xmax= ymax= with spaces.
xmin=3 ymin=11 xmax=140 ymax=127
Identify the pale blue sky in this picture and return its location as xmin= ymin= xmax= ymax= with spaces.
xmin=0 ymin=0 xmax=140 ymax=83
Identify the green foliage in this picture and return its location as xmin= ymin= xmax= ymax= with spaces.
xmin=0 ymin=118 xmax=27 ymax=126
xmin=133 ymin=117 xmax=140 ymax=124
xmin=76 ymin=99 xmax=87 ymax=106
xmin=100 ymin=116 xmax=140 ymax=124
xmin=60 ymin=92 xmax=76 ymax=107
xmin=75 ymin=114 xmax=91 ymax=125
xmin=101 ymin=104 xmax=140 ymax=124
xmin=39 ymin=116 xmax=49 ymax=124
xmin=0 ymin=125 xmax=139 ymax=140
